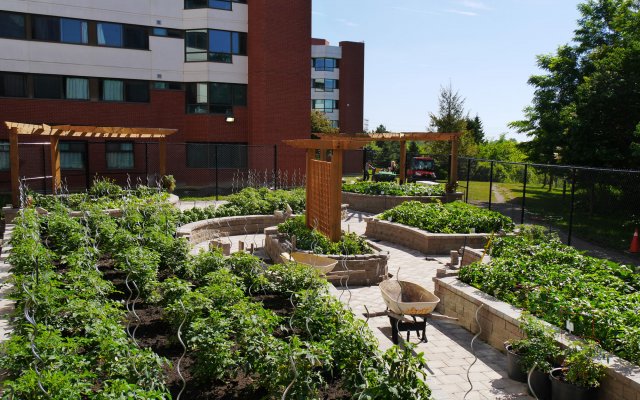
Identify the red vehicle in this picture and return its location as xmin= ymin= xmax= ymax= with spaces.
xmin=406 ymin=156 xmax=437 ymax=182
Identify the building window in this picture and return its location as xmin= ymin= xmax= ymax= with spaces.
xmin=312 ymin=78 xmax=338 ymax=92
xmin=186 ymin=143 xmax=247 ymax=168
xmin=106 ymin=142 xmax=134 ymax=169
xmin=153 ymin=81 xmax=182 ymax=90
xmin=123 ymin=25 xmax=148 ymax=49
xmin=312 ymin=58 xmax=339 ymax=71
xmin=97 ymin=22 xmax=123 ymax=47
xmin=60 ymin=18 xmax=88 ymax=44
xmin=185 ymin=29 xmax=247 ymax=62
xmin=0 ymin=72 xmax=27 ymax=97
xmin=101 ymin=79 xmax=149 ymax=102
xmin=312 ymin=99 xmax=338 ymax=113
xmin=0 ymin=141 xmax=9 ymax=171
xmin=184 ymin=0 xmax=247 ymax=10
xmin=186 ymin=82 xmax=247 ymax=114
xmin=0 ymin=11 xmax=26 ymax=39
xmin=60 ymin=141 xmax=86 ymax=169
xmin=34 ymin=75 xmax=63 ymax=99
xmin=65 ymin=77 xmax=89 ymax=100
xmin=152 ymin=28 xmax=182 ymax=38
xmin=33 ymin=15 xmax=61 ymax=41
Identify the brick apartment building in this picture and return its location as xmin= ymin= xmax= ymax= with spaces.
xmin=0 ymin=1 xmax=364 ymax=191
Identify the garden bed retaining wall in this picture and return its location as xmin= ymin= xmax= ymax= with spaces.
xmin=264 ymin=227 xmax=389 ymax=286
xmin=2 ymin=194 xmax=180 ymax=223
xmin=433 ymin=276 xmax=640 ymax=400
xmin=365 ymin=217 xmax=490 ymax=255
xmin=177 ymin=214 xmax=288 ymax=245
xmin=341 ymin=191 xmax=463 ymax=214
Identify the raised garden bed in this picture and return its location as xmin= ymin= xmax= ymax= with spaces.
xmin=433 ymin=276 xmax=640 ymax=400
xmin=0 ymin=188 xmax=430 ymax=398
xmin=264 ymin=216 xmax=389 ymax=286
xmin=177 ymin=214 xmax=288 ymax=245
xmin=341 ymin=181 xmax=461 ymax=213
xmin=365 ymin=201 xmax=513 ymax=254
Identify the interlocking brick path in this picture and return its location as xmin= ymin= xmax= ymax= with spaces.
xmin=337 ymin=210 xmax=533 ymax=400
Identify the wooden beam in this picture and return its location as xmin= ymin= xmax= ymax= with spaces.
xmin=329 ymin=149 xmax=343 ymax=242
xmin=159 ymin=137 xmax=167 ymax=176
xmin=450 ymin=138 xmax=459 ymax=190
xmin=50 ymin=135 xmax=61 ymax=192
xmin=9 ymin=128 xmax=20 ymax=207
xmin=399 ymin=140 xmax=407 ymax=184
xmin=283 ymin=139 xmax=369 ymax=150
xmin=305 ymin=148 xmax=315 ymax=230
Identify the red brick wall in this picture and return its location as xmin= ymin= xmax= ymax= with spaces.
xmin=311 ymin=38 xmax=329 ymax=45
xmin=248 ymin=0 xmax=310 ymax=174
xmin=0 ymin=90 xmax=254 ymax=189
xmin=338 ymin=41 xmax=365 ymax=134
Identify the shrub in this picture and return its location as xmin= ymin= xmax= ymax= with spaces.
xmin=277 ymin=216 xmax=372 ymax=255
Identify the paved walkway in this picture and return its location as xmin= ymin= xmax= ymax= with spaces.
xmin=209 ymin=211 xmax=532 ymax=400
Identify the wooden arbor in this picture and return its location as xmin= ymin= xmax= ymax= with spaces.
xmin=4 ymin=122 xmax=178 ymax=206
xmin=284 ymin=131 xmax=461 ymax=241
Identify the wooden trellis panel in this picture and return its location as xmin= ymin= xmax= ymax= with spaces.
xmin=307 ymin=159 xmax=332 ymax=236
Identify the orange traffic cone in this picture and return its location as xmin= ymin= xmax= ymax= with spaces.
xmin=630 ymin=228 xmax=640 ymax=253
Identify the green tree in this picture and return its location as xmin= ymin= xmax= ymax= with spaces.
xmin=466 ymin=114 xmax=486 ymax=144
xmin=511 ymin=0 xmax=640 ymax=168
xmin=426 ymin=84 xmax=478 ymax=157
xmin=311 ymin=110 xmax=339 ymax=134
xmin=369 ymin=124 xmax=400 ymax=166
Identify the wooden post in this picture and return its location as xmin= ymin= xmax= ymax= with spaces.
xmin=305 ymin=148 xmax=315 ymax=230
xmin=9 ymin=128 xmax=20 ymax=207
xmin=449 ymin=138 xmax=459 ymax=190
xmin=399 ymin=140 xmax=407 ymax=184
xmin=320 ymin=149 xmax=327 ymax=161
xmin=50 ymin=135 xmax=61 ymax=193
xmin=159 ymin=137 xmax=167 ymax=176
xmin=329 ymin=149 xmax=343 ymax=242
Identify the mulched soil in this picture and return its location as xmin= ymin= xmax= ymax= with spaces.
xmin=101 ymin=263 xmax=351 ymax=399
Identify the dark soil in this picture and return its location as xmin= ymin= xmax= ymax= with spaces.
xmin=100 ymin=261 xmax=351 ymax=399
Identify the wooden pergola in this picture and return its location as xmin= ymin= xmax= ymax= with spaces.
xmin=4 ymin=122 xmax=178 ymax=206
xmin=284 ymin=131 xmax=462 ymax=241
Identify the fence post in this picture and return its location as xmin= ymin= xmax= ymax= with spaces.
xmin=465 ymin=158 xmax=471 ymax=203
xmin=273 ymin=144 xmax=278 ymax=189
xmin=568 ymin=168 xmax=576 ymax=246
xmin=144 ymin=143 xmax=148 ymax=185
xmin=488 ymin=160 xmax=494 ymax=210
xmin=521 ymin=163 xmax=528 ymax=224
xmin=362 ymin=148 xmax=367 ymax=181
xmin=85 ymin=142 xmax=91 ymax=190
xmin=215 ymin=144 xmax=219 ymax=201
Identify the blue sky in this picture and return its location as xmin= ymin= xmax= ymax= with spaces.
xmin=312 ymin=0 xmax=582 ymax=141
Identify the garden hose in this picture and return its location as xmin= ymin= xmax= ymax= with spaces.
xmin=464 ymin=303 xmax=484 ymax=400
xmin=527 ymin=362 xmax=539 ymax=400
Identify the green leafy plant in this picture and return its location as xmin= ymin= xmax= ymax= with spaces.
xmin=342 ymin=181 xmax=446 ymax=197
xmin=380 ymin=200 xmax=515 ymax=233
xmin=277 ymin=216 xmax=372 ymax=255
xmin=560 ymin=341 xmax=607 ymax=388
xmin=507 ymin=314 xmax=561 ymax=373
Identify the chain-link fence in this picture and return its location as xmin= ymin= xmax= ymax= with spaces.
xmin=458 ymin=157 xmax=640 ymax=256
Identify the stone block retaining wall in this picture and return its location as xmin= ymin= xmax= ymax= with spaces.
xmin=433 ymin=276 xmax=640 ymax=400
xmin=365 ymin=218 xmax=489 ymax=255
xmin=264 ymin=229 xmax=389 ymax=286
xmin=342 ymin=191 xmax=463 ymax=214
xmin=177 ymin=214 xmax=287 ymax=245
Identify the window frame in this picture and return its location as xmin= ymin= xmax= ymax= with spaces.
xmin=186 ymin=82 xmax=247 ymax=114
xmin=33 ymin=75 xmax=64 ymax=99
xmin=312 ymin=99 xmax=338 ymax=113
xmin=0 ymin=11 xmax=26 ymax=39
xmin=101 ymin=79 xmax=150 ymax=103
xmin=0 ymin=140 xmax=9 ymax=172
xmin=312 ymin=58 xmax=339 ymax=72
xmin=186 ymin=142 xmax=248 ymax=169
xmin=184 ymin=0 xmax=247 ymax=10
xmin=105 ymin=141 xmax=135 ymax=170
xmin=0 ymin=72 xmax=28 ymax=98
xmin=59 ymin=141 xmax=87 ymax=170
xmin=185 ymin=29 xmax=247 ymax=63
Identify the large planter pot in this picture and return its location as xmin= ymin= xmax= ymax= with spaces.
xmin=550 ymin=368 xmax=599 ymax=400
xmin=505 ymin=344 xmax=528 ymax=383
xmin=529 ymin=368 xmax=552 ymax=400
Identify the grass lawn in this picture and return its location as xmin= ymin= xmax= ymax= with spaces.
xmin=460 ymin=180 xmax=632 ymax=252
